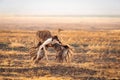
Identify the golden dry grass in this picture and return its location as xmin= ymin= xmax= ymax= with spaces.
xmin=0 ymin=30 xmax=120 ymax=80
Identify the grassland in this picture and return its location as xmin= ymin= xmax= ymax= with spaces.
xmin=0 ymin=16 xmax=120 ymax=30
xmin=0 ymin=30 xmax=120 ymax=80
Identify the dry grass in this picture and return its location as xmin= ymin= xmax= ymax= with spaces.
xmin=0 ymin=30 xmax=120 ymax=80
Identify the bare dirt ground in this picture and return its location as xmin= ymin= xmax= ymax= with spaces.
xmin=0 ymin=30 xmax=120 ymax=80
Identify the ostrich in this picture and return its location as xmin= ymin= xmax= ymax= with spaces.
xmin=30 ymin=30 xmax=73 ymax=63
xmin=32 ymin=30 xmax=52 ymax=49
xmin=52 ymin=43 xmax=73 ymax=62
xmin=32 ymin=35 xmax=62 ymax=63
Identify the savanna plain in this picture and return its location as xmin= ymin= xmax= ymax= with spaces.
xmin=0 ymin=17 xmax=120 ymax=80
xmin=0 ymin=30 xmax=120 ymax=80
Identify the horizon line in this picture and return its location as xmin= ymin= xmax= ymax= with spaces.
xmin=1 ymin=14 xmax=120 ymax=17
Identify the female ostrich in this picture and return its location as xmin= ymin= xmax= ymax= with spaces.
xmin=33 ymin=30 xmax=52 ymax=49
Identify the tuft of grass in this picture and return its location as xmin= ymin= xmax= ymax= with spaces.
xmin=9 ymin=42 xmax=25 ymax=48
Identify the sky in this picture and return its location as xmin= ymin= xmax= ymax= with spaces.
xmin=0 ymin=0 xmax=120 ymax=16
